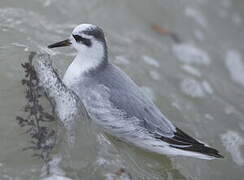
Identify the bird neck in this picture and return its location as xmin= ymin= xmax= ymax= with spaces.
xmin=74 ymin=41 xmax=108 ymax=74
xmin=63 ymin=49 xmax=108 ymax=87
xmin=74 ymin=52 xmax=103 ymax=73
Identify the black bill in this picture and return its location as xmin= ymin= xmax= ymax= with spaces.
xmin=48 ymin=39 xmax=71 ymax=48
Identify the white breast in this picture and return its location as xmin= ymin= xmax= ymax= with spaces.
xmin=63 ymin=59 xmax=83 ymax=88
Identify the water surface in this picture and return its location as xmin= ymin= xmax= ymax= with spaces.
xmin=0 ymin=0 xmax=244 ymax=179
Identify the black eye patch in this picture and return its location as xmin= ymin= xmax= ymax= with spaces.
xmin=72 ymin=34 xmax=91 ymax=47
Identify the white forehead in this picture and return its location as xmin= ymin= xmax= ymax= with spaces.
xmin=72 ymin=24 xmax=96 ymax=35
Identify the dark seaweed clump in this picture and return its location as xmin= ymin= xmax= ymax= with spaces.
xmin=16 ymin=52 xmax=56 ymax=174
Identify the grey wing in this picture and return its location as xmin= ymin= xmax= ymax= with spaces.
xmin=108 ymin=85 xmax=176 ymax=137
xmin=93 ymin=64 xmax=176 ymax=138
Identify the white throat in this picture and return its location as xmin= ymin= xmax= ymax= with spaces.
xmin=63 ymin=53 xmax=102 ymax=87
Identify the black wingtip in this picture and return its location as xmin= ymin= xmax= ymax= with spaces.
xmin=214 ymin=152 xmax=224 ymax=159
xmin=169 ymin=142 xmax=224 ymax=159
xmin=199 ymin=145 xmax=224 ymax=159
xmin=156 ymin=127 xmax=224 ymax=159
xmin=173 ymin=128 xmax=224 ymax=159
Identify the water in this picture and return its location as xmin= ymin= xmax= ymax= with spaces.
xmin=0 ymin=0 xmax=244 ymax=179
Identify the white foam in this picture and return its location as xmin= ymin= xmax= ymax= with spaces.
xmin=181 ymin=64 xmax=202 ymax=77
xmin=180 ymin=78 xmax=205 ymax=97
xmin=202 ymin=81 xmax=213 ymax=94
xmin=96 ymin=133 xmax=112 ymax=145
xmin=173 ymin=43 xmax=210 ymax=65
xmin=218 ymin=9 xmax=228 ymax=19
xmin=2 ymin=174 xmax=13 ymax=180
xmin=221 ymin=0 xmax=231 ymax=8
xmin=42 ymin=175 xmax=73 ymax=180
xmin=204 ymin=113 xmax=214 ymax=120
xmin=96 ymin=157 xmax=110 ymax=166
xmin=48 ymin=155 xmax=65 ymax=176
xmin=105 ymin=172 xmax=132 ymax=180
xmin=221 ymin=131 xmax=244 ymax=166
xmin=224 ymin=105 xmax=236 ymax=115
xmin=43 ymin=0 xmax=52 ymax=7
xmin=225 ymin=50 xmax=244 ymax=88
xmin=240 ymin=123 xmax=244 ymax=131
xmin=11 ymin=42 xmax=28 ymax=48
xmin=149 ymin=70 xmax=160 ymax=80
xmin=194 ymin=29 xmax=205 ymax=41
xmin=40 ymin=155 xmax=75 ymax=180
xmin=232 ymin=13 xmax=242 ymax=26
xmin=115 ymin=56 xmax=130 ymax=65
xmin=142 ymin=55 xmax=160 ymax=68
xmin=185 ymin=7 xmax=207 ymax=28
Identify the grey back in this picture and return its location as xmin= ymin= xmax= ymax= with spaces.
xmin=75 ymin=63 xmax=176 ymax=138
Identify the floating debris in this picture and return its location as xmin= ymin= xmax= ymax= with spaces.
xmin=105 ymin=168 xmax=132 ymax=180
xmin=33 ymin=53 xmax=89 ymax=147
xmin=151 ymin=24 xmax=181 ymax=43
xmin=16 ymin=52 xmax=56 ymax=174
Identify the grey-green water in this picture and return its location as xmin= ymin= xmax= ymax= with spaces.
xmin=0 ymin=0 xmax=244 ymax=179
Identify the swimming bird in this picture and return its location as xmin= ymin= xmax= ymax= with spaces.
xmin=48 ymin=24 xmax=223 ymax=159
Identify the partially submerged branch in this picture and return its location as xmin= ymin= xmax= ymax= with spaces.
xmin=32 ymin=53 xmax=90 ymax=146
xmin=151 ymin=24 xmax=182 ymax=43
xmin=17 ymin=52 xmax=90 ymax=176
xmin=17 ymin=52 xmax=56 ymax=174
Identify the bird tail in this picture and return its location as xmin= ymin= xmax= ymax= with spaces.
xmin=156 ymin=127 xmax=224 ymax=159
xmin=170 ymin=140 xmax=224 ymax=159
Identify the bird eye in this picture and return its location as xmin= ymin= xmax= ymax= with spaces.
xmin=72 ymin=34 xmax=91 ymax=47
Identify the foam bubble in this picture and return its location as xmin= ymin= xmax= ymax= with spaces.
xmin=105 ymin=169 xmax=132 ymax=180
xmin=173 ymin=43 xmax=210 ymax=65
xmin=240 ymin=123 xmax=244 ymax=131
xmin=204 ymin=113 xmax=214 ymax=120
xmin=224 ymin=105 xmax=236 ymax=115
xmin=180 ymin=78 xmax=205 ymax=97
xmin=42 ymin=175 xmax=73 ymax=180
xmin=218 ymin=9 xmax=228 ymax=18
xmin=142 ymin=55 xmax=160 ymax=68
xmin=194 ymin=29 xmax=205 ymax=41
xmin=2 ymin=174 xmax=13 ymax=180
xmin=40 ymin=155 xmax=74 ymax=180
xmin=115 ymin=56 xmax=130 ymax=65
xmin=181 ymin=64 xmax=202 ymax=77
xmin=221 ymin=0 xmax=231 ymax=8
xmin=149 ymin=70 xmax=160 ymax=80
xmin=185 ymin=7 xmax=208 ymax=28
xmin=225 ymin=50 xmax=244 ymax=88
xmin=96 ymin=157 xmax=110 ymax=166
xmin=202 ymin=81 xmax=213 ymax=94
xmin=232 ymin=13 xmax=242 ymax=26
xmin=221 ymin=131 xmax=244 ymax=166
